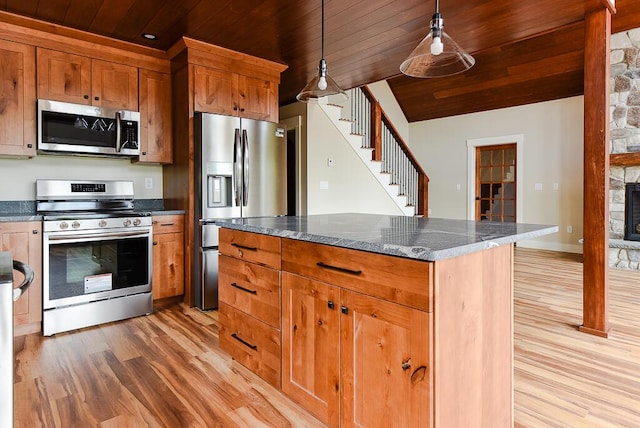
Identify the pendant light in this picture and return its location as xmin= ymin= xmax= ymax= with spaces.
xmin=296 ymin=0 xmax=347 ymax=102
xmin=400 ymin=0 xmax=475 ymax=78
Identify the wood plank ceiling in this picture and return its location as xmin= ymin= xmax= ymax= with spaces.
xmin=1 ymin=0 xmax=639 ymax=122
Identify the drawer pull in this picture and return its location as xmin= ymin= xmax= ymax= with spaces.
xmin=231 ymin=243 xmax=258 ymax=251
xmin=231 ymin=333 xmax=257 ymax=350
xmin=231 ymin=282 xmax=257 ymax=295
xmin=160 ymin=223 xmax=175 ymax=226
xmin=317 ymin=262 xmax=362 ymax=276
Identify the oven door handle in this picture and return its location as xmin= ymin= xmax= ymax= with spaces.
xmin=46 ymin=230 xmax=149 ymax=243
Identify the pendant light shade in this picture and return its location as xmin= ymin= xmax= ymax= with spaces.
xmin=400 ymin=1 xmax=474 ymax=78
xmin=297 ymin=0 xmax=347 ymax=102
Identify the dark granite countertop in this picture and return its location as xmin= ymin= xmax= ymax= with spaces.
xmin=214 ymin=213 xmax=558 ymax=261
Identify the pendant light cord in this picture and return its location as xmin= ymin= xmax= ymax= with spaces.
xmin=435 ymin=0 xmax=439 ymax=13
xmin=321 ymin=0 xmax=325 ymax=59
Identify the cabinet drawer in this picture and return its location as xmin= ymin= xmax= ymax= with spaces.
xmin=219 ymin=228 xmax=281 ymax=269
xmin=219 ymin=302 xmax=281 ymax=388
xmin=282 ymin=239 xmax=432 ymax=312
xmin=153 ymin=215 xmax=184 ymax=234
xmin=219 ymin=255 xmax=280 ymax=328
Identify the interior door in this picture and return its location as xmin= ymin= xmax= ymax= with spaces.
xmin=475 ymin=144 xmax=517 ymax=222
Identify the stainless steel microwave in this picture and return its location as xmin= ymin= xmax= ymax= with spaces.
xmin=37 ymin=99 xmax=140 ymax=157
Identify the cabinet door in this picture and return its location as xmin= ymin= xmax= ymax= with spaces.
xmin=152 ymin=231 xmax=184 ymax=300
xmin=0 ymin=222 xmax=42 ymax=335
xmin=341 ymin=289 xmax=431 ymax=427
xmin=138 ymin=69 xmax=173 ymax=164
xmin=0 ymin=40 xmax=36 ymax=157
xmin=37 ymin=48 xmax=92 ymax=104
xmin=193 ymin=65 xmax=238 ymax=115
xmin=282 ymin=272 xmax=340 ymax=426
xmin=91 ymin=59 xmax=138 ymax=110
xmin=237 ymin=75 xmax=277 ymax=122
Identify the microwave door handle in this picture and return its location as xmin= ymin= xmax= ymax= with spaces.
xmin=242 ymin=129 xmax=249 ymax=206
xmin=233 ymin=129 xmax=242 ymax=206
xmin=115 ymin=111 xmax=123 ymax=152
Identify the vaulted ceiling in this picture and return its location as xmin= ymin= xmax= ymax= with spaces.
xmin=1 ymin=0 xmax=638 ymax=122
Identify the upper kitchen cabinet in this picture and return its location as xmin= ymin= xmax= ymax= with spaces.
xmin=194 ymin=66 xmax=278 ymax=122
xmin=37 ymin=48 xmax=138 ymax=111
xmin=171 ymin=37 xmax=287 ymax=123
xmin=0 ymin=39 xmax=36 ymax=158
xmin=137 ymin=69 xmax=173 ymax=164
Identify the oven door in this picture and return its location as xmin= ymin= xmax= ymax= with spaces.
xmin=43 ymin=227 xmax=152 ymax=309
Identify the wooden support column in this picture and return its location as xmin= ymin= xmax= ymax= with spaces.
xmin=580 ymin=7 xmax=611 ymax=338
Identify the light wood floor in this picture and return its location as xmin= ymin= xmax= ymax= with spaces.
xmin=13 ymin=248 xmax=640 ymax=427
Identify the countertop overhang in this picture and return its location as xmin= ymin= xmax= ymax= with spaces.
xmin=214 ymin=213 xmax=559 ymax=261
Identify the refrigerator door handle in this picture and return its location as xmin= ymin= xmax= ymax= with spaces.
xmin=242 ymin=129 xmax=249 ymax=206
xmin=233 ymin=128 xmax=242 ymax=206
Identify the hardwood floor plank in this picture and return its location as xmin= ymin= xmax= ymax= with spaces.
xmin=14 ymin=248 xmax=640 ymax=427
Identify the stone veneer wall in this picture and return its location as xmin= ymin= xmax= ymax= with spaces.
xmin=609 ymin=28 xmax=640 ymax=269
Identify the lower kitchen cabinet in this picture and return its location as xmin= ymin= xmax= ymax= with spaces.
xmin=281 ymin=272 xmax=431 ymax=427
xmin=152 ymin=215 xmax=184 ymax=300
xmin=218 ymin=228 xmax=282 ymax=388
xmin=0 ymin=221 xmax=42 ymax=336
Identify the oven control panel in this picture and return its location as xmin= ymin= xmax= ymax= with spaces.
xmin=43 ymin=216 xmax=152 ymax=232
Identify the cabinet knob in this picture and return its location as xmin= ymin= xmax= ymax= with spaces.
xmin=141 ymin=152 xmax=147 ymax=155
xmin=153 ymin=241 xmax=158 ymax=246
xmin=341 ymin=306 xmax=348 ymax=315
xmin=233 ymin=106 xmax=238 ymax=111
xmin=84 ymin=95 xmax=89 ymax=99
xmin=240 ymin=108 xmax=245 ymax=112
xmin=95 ymin=96 xmax=100 ymax=101
xmin=327 ymin=300 xmax=335 ymax=310
xmin=27 ymin=144 xmax=33 ymax=148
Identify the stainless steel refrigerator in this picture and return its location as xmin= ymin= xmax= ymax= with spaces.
xmin=194 ymin=113 xmax=287 ymax=310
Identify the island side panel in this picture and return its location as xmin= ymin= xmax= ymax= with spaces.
xmin=432 ymin=243 xmax=513 ymax=428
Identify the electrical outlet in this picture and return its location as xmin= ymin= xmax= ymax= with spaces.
xmin=567 ymin=225 xmax=573 ymax=233
xmin=553 ymin=182 xmax=559 ymax=190
xmin=327 ymin=158 xmax=334 ymax=167
xmin=535 ymin=183 xmax=543 ymax=191
xmin=320 ymin=181 xmax=329 ymax=190
xmin=456 ymin=184 xmax=461 ymax=191
xmin=145 ymin=177 xmax=153 ymax=189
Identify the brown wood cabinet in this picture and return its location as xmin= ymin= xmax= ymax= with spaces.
xmin=281 ymin=245 xmax=432 ymax=427
xmin=37 ymin=47 xmax=138 ymax=110
xmin=137 ymin=69 xmax=173 ymax=164
xmin=194 ymin=65 xmax=278 ymax=122
xmin=0 ymin=39 xmax=36 ymax=158
xmin=0 ymin=221 xmax=42 ymax=336
xmin=218 ymin=228 xmax=282 ymax=388
xmin=282 ymin=234 xmax=514 ymax=427
xmin=152 ymin=215 xmax=184 ymax=300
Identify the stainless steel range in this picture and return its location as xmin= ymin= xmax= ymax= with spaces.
xmin=37 ymin=179 xmax=153 ymax=336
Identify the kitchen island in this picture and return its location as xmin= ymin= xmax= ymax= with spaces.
xmin=215 ymin=213 xmax=557 ymax=427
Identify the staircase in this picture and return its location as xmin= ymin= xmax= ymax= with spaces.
xmin=319 ymin=86 xmax=429 ymax=216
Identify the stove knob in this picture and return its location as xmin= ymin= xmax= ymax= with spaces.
xmin=59 ymin=222 xmax=69 ymax=230
xmin=123 ymin=219 xmax=132 ymax=227
xmin=133 ymin=218 xmax=141 ymax=226
xmin=72 ymin=221 xmax=81 ymax=229
xmin=98 ymin=220 xmax=107 ymax=228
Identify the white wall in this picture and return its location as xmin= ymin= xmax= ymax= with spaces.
xmin=0 ymin=155 xmax=163 ymax=201
xmin=304 ymin=102 xmax=404 ymax=215
xmin=409 ymin=96 xmax=584 ymax=253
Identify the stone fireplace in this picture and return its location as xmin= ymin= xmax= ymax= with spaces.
xmin=609 ymin=28 xmax=640 ymax=269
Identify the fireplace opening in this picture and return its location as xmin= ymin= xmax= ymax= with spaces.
xmin=625 ymin=183 xmax=640 ymax=241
